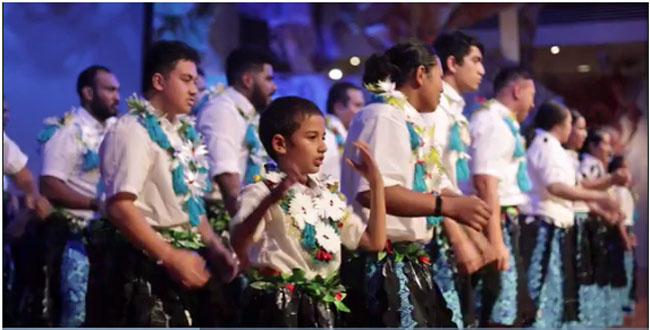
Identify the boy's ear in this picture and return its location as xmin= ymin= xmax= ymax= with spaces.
xmin=271 ymin=133 xmax=287 ymax=157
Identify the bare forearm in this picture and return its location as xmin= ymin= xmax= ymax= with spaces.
xmin=40 ymin=176 xmax=94 ymax=210
xmin=357 ymin=185 xmax=436 ymax=217
xmin=474 ymin=175 xmax=502 ymax=242
xmin=359 ymin=177 xmax=386 ymax=251
xmin=547 ymin=183 xmax=604 ymax=202
xmin=11 ymin=167 xmax=39 ymax=197
xmin=581 ymin=175 xmax=614 ymax=190
xmin=215 ymin=173 xmax=241 ymax=217
xmin=107 ymin=197 xmax=173 ymax=262
xmin=230 ymin=195 xmax=274 ymax=259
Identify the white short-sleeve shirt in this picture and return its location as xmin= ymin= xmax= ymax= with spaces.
xmin=525 ymin=129 xmax=576 ymax=227
xmin=196 ymin=87 xmax=260 ymax=187
xmin=566 ymin=149 xmax=590 ymax=213
xmin=100 ymin=112 xmax=198 ymax=230
xmin=41 ymin=107 xmax=114 ymax=219
xmin=230 ymin=173 xmax=366 ymax=279
xmin=319 ymin=114 xmax=347 ymax=183
xmin=341 ymin=102 xmax=435 ymax=243
xmin=468 ymin=100 xmax=528 ymax=207
xmin=426 ymin=81 xmax=470 ymax=191
xmin=612 ymin=185 xmax=635 ymax=226
xmin=3 ymin=132 xmax=28 ymax=176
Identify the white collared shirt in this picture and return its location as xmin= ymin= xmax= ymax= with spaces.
xmin=319 ymin=114 xmax=348 ymax=183
xmin=578 ymin=153 xmax=606 ymax=182
xmin=4 ymin=132 xmax=28 ymax=175
xmin=231 ymin=173 xmax=366 ymax=279
xmin=525 ymin=129 xmax=576 ymax=227
xmin=100 ymin=112 xmax=198 ymax=230
xmin=41 ymin=107 xmax=115 ymax=219
xmin=196 ymin=87 xmax=260 ymax=196
xmin=341 ymin=102 xmax=435 ymax=243
xmin=566 ymin=149 xmax=590 ymax=213
xmin=468 ymin=99 xmax=528 ymax=207
xmin=425 ymin=81 xmax=471 ymax=191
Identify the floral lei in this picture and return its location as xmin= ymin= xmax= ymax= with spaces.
xmin=37 ymin=108 xmax=107 ymax=172
xmin=263 ymin=170 xmax=350 ymax=264
xmin=365 ymin=79 xmax=443 ymax=227
xmin=127 ymin=94 xmax=211 ymax=227
xmin=325 ymin=116 xmax=345 ymax=155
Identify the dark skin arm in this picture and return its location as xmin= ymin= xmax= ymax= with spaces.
xmin=215 ymin=173 xmax=241 ymax=217
xmin=40 ymin=175 xmax=96 ymax=210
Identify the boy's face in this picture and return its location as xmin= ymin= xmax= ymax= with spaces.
xmin=283 ymin=114 xmax=327 ymax=175
xmin=160 ymin=59 xmax=198 ymax=115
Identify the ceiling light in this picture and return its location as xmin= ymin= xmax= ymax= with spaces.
xmin=550 ymin=46 xmax=560 ymax=55
xmin=328 ymin=68 xmax=343 ymax=80
xmin=577 ymin=64 xmax=591 ymax=73
xmin=349 ymin=56 xmax=361 ymax=66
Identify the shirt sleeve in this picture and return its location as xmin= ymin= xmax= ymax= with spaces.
xmin=3 ymin=132 xmax=28 ymax=175
xmin=356 ymin=110 xmax=412 ymax=193
xmin=41 ymin=125 xmax=82 ymax=181
xmin=197 ymin=98 xmax=247 ymax=179
xmin=340 ymin=205 xmax=367 ymax=250
xmin=530 ymin=142 xmax=574 ymax=187
xmin=99 ymin=118 xmax=153 ymax=198
xmin=468 ymin=112 xmax=508 ymax=178
xmin=230 ymin=182 xmax=269 ymax=242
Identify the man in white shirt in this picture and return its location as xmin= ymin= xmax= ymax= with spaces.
xmin=87 ymin=40 xmax=237 ymax=327
xmin=469 ymin=67 xmax=536 ymax=326
xmin=196 ymin=47 xmax=277 ymax=219
xmin=36 ymin=65 xmax=119 ymax=326
xmin=429 ymin=30 xmax=488 ymax=327
xmin=320 ymin=82 xmax=364 ymax=182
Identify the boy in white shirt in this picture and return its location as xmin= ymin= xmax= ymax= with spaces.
xmin=230 ymin=96 xmax=386 ymax=327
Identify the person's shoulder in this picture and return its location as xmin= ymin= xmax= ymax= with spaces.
xmin=105 ymin=113 xmax=149 ymax=141
xmin=359 ymin=102 xmax=405 ymax=121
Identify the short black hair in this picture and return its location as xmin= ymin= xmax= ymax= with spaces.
xmin=77 ymin=65 xmax=111 ymax=98
xmin=493 ymin=66 xmax=532 ymax=94
xmin=259 ymin=96 xmax=323 ymax=161
xmin=326 ymin=82 xmax=361 ymax=115
xmin=225 ymin=46 xmax=275 ymax=86
xmin=363 ymin=39 xmax=438 ymax=89
xmin=579 ymin=128 xmax=608 ymax=157
xmin=433 ymin=31 xmax=485 ymax=75
xmin=142 ymin=40 xmax=200 ymax=94
xmin=534 ymin=100 xmax=570 ymax=132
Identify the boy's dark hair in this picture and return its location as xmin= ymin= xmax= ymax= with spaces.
xmin=326 ymin=82 xmax=360 ymax=115
xmin=493 ymin=66 xmax=532 ymax=95
xmin=534 ymin=100 xmax=570 ymax=132
xmin=259 ymin=96 xmax=323 ymax=161
xmin=77 ymin=65 xmax=111 ymax=98
xmin=608 ymin=155 xmax=625 ymax=173
xmin=363 ymin=39 xmax=438 ymax=89
xmin=433 ymin=30 xmax=485 ymax=75
xmin=226 ymin=46 xmax=275 ymax=86
xmin=142 ymin=40 xmax=200 ymax=94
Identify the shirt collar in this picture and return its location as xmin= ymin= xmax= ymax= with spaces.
xmin=441 ymin=80 xmax=465 ymax=108
xmin=75 ymin=106 xmax=103 ymax=129
xmin=225 ymin=86 xmax=256 ymax=119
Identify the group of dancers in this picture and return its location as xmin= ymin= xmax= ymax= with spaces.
xmin=2 ymin=30 xmax=639 ymax=328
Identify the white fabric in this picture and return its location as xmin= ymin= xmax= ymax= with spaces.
xmin=341 ymin=102 xmax=434 ymax=243
xmin=525 ymin=129 xmax=576 ymax=227
xmin=3 ymin=132 xmax=28 ymax=175
xmin=100 ymin=112 xmax=197 ymax=230
xmin=612 ymin=185 xmax=635 ymax=226
xmin=578 ymin=153 xmax=606 ymax=182
xmin=566 ymin=149 xmax=590 ymax=213
xmin=230 ymin=174 xmax=366 ymax=279
xmin=319 ymin=115 xmax=347 ymax=182
xmin=196 ymin=87 xmax=258 ymax=185
xmin=427 ymin=81 xmax=470 ymax=190
xmin=41 ymin=107 xmax=114 ymax=219
xmin=468 ymin=100 xmax=528 ymax=207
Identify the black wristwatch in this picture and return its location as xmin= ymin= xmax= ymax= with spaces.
xmin=433 ymin=195 xmax=443 ymax=217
